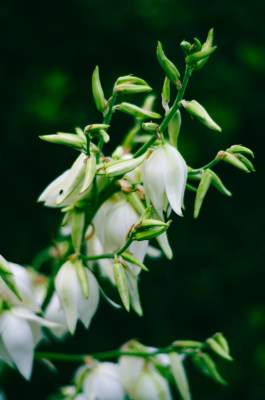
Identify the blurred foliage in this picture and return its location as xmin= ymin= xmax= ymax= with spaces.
xmin=0 ymin=0 xmax=264 ymax=398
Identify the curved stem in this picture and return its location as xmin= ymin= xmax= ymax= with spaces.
xmin=188 ymin=158 xmax=220 ymax=175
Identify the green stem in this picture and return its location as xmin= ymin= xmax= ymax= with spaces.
xmin=133 ymin=66 xmax=191 ymax=158
xmin=82 ymin=236 xmax=133 ymax=262
xmin=96 ymin=94 xmax=117 ymax=163
xmin=188 ymin=159 xmax=220 ymax=175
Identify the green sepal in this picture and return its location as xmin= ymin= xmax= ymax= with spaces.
xmin=80 ymin=154 xmax=97 ymax=194
xmin=162 ymin=76 xmax=170 ymax=108
xmin=71 ymin=210 xmax=85 ymax=253
xmin=191 ymin=352 xmax=227 ymax=386
xmin=194 ymin=170 xmax=212 ymax=218
xmin=92 ymin=66 xmax=106 ymax=113
xmin=113 ymin=262 xmax=130 ymax=312
xmin=121 ymin=252 xmax=149 ymax=272
xmin=208 ymin=170 xmax=232 ymax=197
xmin=170 ymin=352 xmax=191 ymax=400
xmin=168 ymin=110 xmax=181 ymax=148
xmin=75 ymin=259 xmax=89 ymax=299
xmin=156 ymin=41 xmax=180 ymax=84
xmin=115 ymin=102 xmax=161 ymax=119
xmin=206 ymin=337 xmax=233 ymax=361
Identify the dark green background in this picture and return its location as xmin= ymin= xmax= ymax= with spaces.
xmin=1 ymin=0 xmax=264 ymax=398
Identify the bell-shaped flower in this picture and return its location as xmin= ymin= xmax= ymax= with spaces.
xmin=80 ymin=362 xmax=125 ymax=400
xmin=0 ymin=307 xmax=59 ymax=379
xmin=44 ymin=292 xmax=69 ymax=339
xmin=93 ymin=194 xmax=148 ymax=276
xmin=133 ymin=365 xmax=172 ymax=400
xmin=142 ymin=143 xmax=187 ymax=217
xmin=54 ymin=260 xmax=99 ymax=334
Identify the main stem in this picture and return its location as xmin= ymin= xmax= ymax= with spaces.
xmin=133 ymin=66 xmax=191 ymax=158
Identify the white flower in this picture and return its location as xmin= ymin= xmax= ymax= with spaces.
xmin=44 ymin=293 xmax=68 ymax=339
xmin=81 ymin=362 xmax=125 ymax=400
xmin=93 ymin=194 xmax=148 ymax=276
xmin=133 ymin=366 xmax=172 ymax=400
xmin=142 ymin=143 xmax=187 ymax=217
xmin=0 ymin=307 xmax=59 ymax=379
xmin=54 ymin=260 xmax=99 ymax=334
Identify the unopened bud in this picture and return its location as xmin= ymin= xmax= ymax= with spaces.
xmin=209 ymin=170 xmax=232 ymax=197
xmin=84 ymin=124 xmax=109 ymax=132
xmin=114 ymin=83 xmax=152 ymax=94
xmin=75 ymin=259 xmax=89 ymax=299
xmin=194 ymin=170 xmax=212 ymax=218
xmin=157 ymin=41 xmax=180 ymax=84
xmin=132 ymin=220 xmax=171 ymax=241
xmin=192 ymin=352 xmax=227 ymax=385
xmin=193 ymin=37 xmax=202 ymax=52
xmin=173 ymin=340 xmax=203 ymax=348
xmin=185 ymin=47 xmax=217 ymax=66
xmin=121 ymin=252 xmax=149 ymax=272
xmin=206 ymin=337 xmax=233 ymax=361
xmin=213 ymin=332 xmax=230 ymax=354
xmin=113 ymin=261 xmax=130 ymax=311
xmin=162 ymin=76 xmax=170 ymax=109
xmin=168 ymin=110 xmax=181 ymax=148
xmin=99 ymin=129 xmax=110 ymax=143
xmin=115 ymin=102 xmax=161 ymax=119
xmin=142 ymin=122 xmax=159 ymax=133
xmin=193 ymin=29 xmax=214 ymax=70
xmin=80 ymin=154 xmax=97 ymax=194
xmin=216 ymin=151 xmax=250 ymax=173
xmin=180 ymin=100 xmax=221 ymax=132
xmin=115 ymin=75 xmax=149 ymax=86
xmin=100 ymin=152 xmax=148 ymax=177
xmin=227 ymin=145 xmax=254 ymax=158
xmin=180 ymin=40 xmax=192 ymax=55
xmin=92 ymin=66 xmax=106 ymax=113
xmin=234 ymin=153 xmax=255 ymax=172
xmin=39 ymin=133 xmax=85 ymax=149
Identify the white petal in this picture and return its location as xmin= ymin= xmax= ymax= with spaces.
xmin=134 ymin=368 xmax=172 ymax=400
xmin=38 ymin=170 xmax=69 ymax=207
xmin=119 ymin=356 xmax=145 ymax=396
xmin=11 ymin=307 xmax=61 ymax=328
xmin=1 ymin=312 xmax=34 ymax=379
xmin=83 ymin=363 xmax=125 ymax=400
xmin=163 ymin=144 xmax=187 ymax=216
xmin=0 ymin=338 xmax=13 ymax=366
xmin=77 ymin=270 xmax=99 ymax=329
xmin=44 ymin=293 xmax=68 ymax=339
xmin=55 ymin=261 xmax=79 ymax=334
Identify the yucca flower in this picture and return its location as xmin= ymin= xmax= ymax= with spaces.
xmin=141 ymin=143 xmax=187 ymax=217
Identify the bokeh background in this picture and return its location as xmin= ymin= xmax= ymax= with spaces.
xmin=1 ymin=0 xmax=264 ymax=398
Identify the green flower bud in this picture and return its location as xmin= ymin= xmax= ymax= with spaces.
xmin=136 ymin=218 xmax=169 ymax=230
xmin=39 ymin=133 xmax=85 ymax=149
xmin=195 ymin=28 xmax=214 ymax=70
xmin=121 ymin=252 xmax=149 ymax=272
xmin=191 ymin=352 xmax=227 ymax=385
xmin=194 ymin=170 xmax=212 ymax=218
xmin=212 ymin=332 xmax=230 ymax=354
xmin=132 ymin=221 xmax=171 ymax=241
xmin=100 ymin=129 xmax=110 ymax=143
xmin=185 ymin=46 xmax=217 ymax=66
xmin=234 ymin=153 xmax=255 ymax=172
xmin=113 ymin=261 xmax=130 ymax=311
xmin=162 ymin=76 xmax=170 ymax=109
xmin=227 ymin=145 xmax=254 ymax=158
xmin=194 ymin=37 xmax=202 ymax=52
xmin=173 ymin=340 xmax=203 ymax=348
xmin=206 ymin=337 xmax=233 ymax=361
xmin=180 ymin=100 xmax=221 ymax=132
xmin=80 ymin=154 xmax=97 ymax=194
xmin=75 ymin=259 xmax=89 ymax=299
xmin=170 ymin=352 xmax=191 ymax=400
xmin=92 ymin=66 xmax=106 ymax=113
xmin=142 ymin=122 xmax=159 ymax=133
xmin=100 ymin=152 xmax=148 ymax=177
xmin=180 ymin=40 xmax=192 ymax=55
xmin=216 ymin=151 xmax=250 ymax=173
xmin=156 ymin=41 xmax=180 ymax=84
xmin=168 ymin=110 xmax=181 ymax=148
xmin=115 ymin=102 xmax=161 ymax=119
xmin=115 ymin=75 xmax=150 ymax=86
xmin=114 ymin=84 xmax=152 ymax=94
xmin=84 ymin=124 xmax=110 ymax=132
xmin=71 ymin=210 xmax=85 ymax=253
xmin=208 ymin=170 xmax=232 ymax=197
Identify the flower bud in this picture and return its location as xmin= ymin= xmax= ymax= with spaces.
xmin=185 ymin=46 xmax=217 ymax=66
xmin=115 ymin=102 xmax=161 ymax=119
xmin=170 ymin=352 xmax=191 ymax=400
xmin=216 ymin=151 xmax=250 ymax=172
xmin=227 ymin=145 xmax=254 ymax=158
xmin=121 ymin=252 xmax=149 ymax=272
xmin=114 ymin=84 xmax=152 ymax=94
xmin=132 ymin=221 xmax=171 ymax=241
xmin=213 ymin=332 xmax=230 ymax=354
xmin=194 ymin=170 xmax=212 ymax=219
xmin=206 ymin=337 xmax=233 ymax=361
xmin=180 ymin=100 xmax=221 ymax=132
xmin=113 ymin=261 xmax=130 ymax=311
xmin=116 ymin=75 xmax=150 ymax=86
xmin=142 ymin=122 xmax=159 ymax=133
xmin=193 ymin=37 xmax=202 ymax=52
xmin=191 ymin=352 xmax=227 ymax=385
xmin=80 ymin=154 xmax=97 ymax=194
xmin=156 ymin=41 xmax=180 ymax=84
xmin=100 ymin=129 xmax=110 ymax=143
xmin=39 ymin=133 xmax=85 ymax=149
xmin=195 ymin=28 xmax=214 ymax=70
xmin=100 ymin=152 xmax=148 ymax=177
xmin=92 ymin=66 xmax=106 ymax=113
xmin=209 ymin=170 xmax=232 ymax=197
xmin=173 ymin=340 xmax=203 ymax=348
xmin=162 ymin=76 xmax=170 ymax=110
xmin=168 ymin=110 xmax=181 ymax=148
xmin=84 ymin=124 xmax=109 ymax=132
xmin=180 ymin=40 xmax=192 ymax=55
xmin=134 ymin=367 xmax=172 ymax=400
xmin=235 ymin=153 xmax=255 ymax=172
